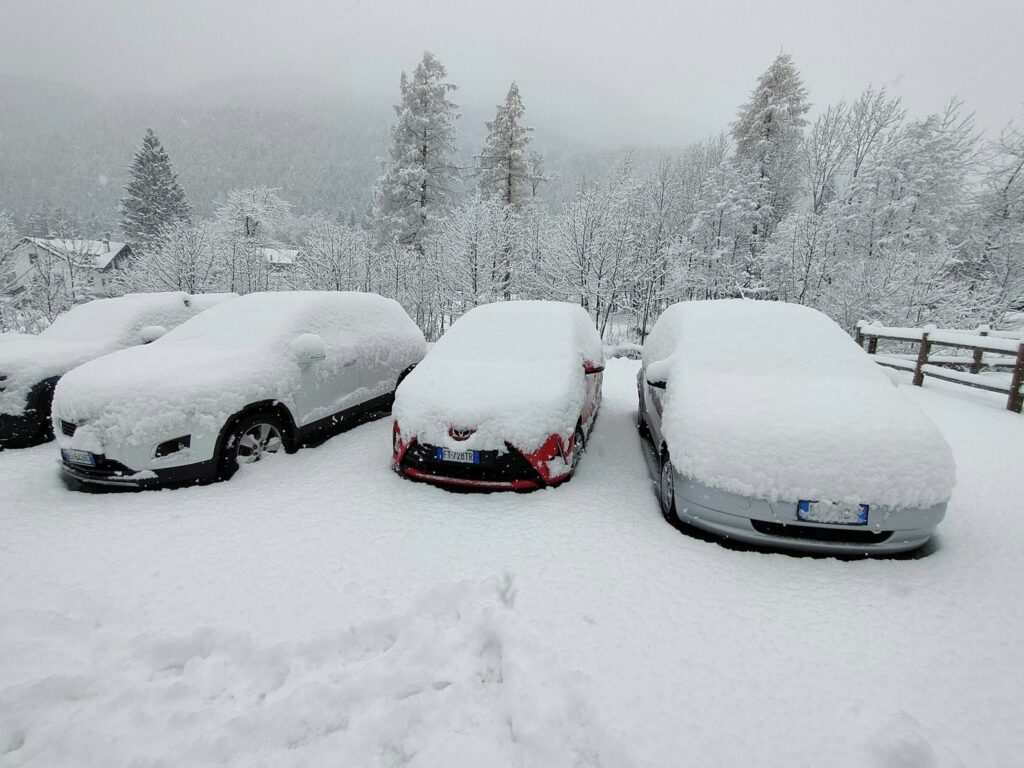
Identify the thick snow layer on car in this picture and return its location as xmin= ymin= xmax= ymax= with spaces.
xmin=644 ymin=300 xmax=955 ymax=509
xmin=52 ymin=291 xmax=426 ymax=450
xmin=393 ymin=301 xmax=603 ymax=452
xmin=0 ymin=293 xmax=229 ymax=416
xmin=1 ymin=361 xmax=1021 ymax=766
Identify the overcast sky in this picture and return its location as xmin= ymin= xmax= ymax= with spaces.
xmin=2 ymin=0 xmax=1022 ymax=145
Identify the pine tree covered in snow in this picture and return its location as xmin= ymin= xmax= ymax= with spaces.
xmin=119 ymin=129 xmax=190 ymax=245
xmin=373 ymin=52 xmax=460 ymax=252
xmin=477 ymin=82 xmax=535 ymax=208
xmin=731 ymin=53 xmax=810 ymax=286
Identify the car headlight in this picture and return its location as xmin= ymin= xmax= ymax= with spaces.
xmin=154 ymin=435 xmax=191 ymax=458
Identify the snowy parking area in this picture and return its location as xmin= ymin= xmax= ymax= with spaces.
xmin=1 ymin=359 xmax=1022 ymax=767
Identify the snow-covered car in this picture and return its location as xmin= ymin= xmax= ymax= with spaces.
xmin=53 ymin=291 xmax=426 ymax=489
xmin=0 ymin=292 xmax=233 ymax=449
xmin=393 ymin=301 xmax=604 ymax=491
xmin=638 ymin=300 xmax=956 ymax=555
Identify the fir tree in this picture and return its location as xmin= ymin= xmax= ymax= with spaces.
xmin=477 ymin=82 xmax=535 ymax=207
xmin=119 ymin=128 xmax=190 ymax=245
xmin=731 ymin=53 xmax=810 ymax=276
xmin=373 ymin=52 xmax=459 ymax=252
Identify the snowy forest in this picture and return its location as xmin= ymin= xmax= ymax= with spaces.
xmin=2 ymin=51 xmax=1023 ymax=340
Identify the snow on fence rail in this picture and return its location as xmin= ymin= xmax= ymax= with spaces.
xmin=856 ymin=322 xmax=1024 ymax=413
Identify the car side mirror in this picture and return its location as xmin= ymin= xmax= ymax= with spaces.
xmin=140 ymin=325 xmax=168 ymax=344
xmin=645 ymin=360 xmax=669 ymax=389
xmin=583 ymin=360 xmax=605 ymax=375
xmin=293 ymin=333 xmax=327 ymax=366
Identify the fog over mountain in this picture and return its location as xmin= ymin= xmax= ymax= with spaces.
xmin=0 ymin=72 xmax=635 ymax=230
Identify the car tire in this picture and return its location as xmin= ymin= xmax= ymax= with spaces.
xmin=571 ymin=424 xmax=586 ymax=469
xmin=659 ymin=449 xmax=677 ymax=523
xmin=637 ymin=406 xmax=651 ymax=439
xmin=218 ymin=411 xmax=291 ymax=480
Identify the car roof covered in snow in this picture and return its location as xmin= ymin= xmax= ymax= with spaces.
xmin=644 ymin=300 xmax=955 ymax=509
xmin=159 ymin=291 xmax=415 ymax=349
xmin=1 ymin=292 xmax=235 ymax=417
xmin=431 ymin=301 xmax=603 ymax=363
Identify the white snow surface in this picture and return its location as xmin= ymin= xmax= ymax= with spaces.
xmin=394 ymin=301 xmax=603 ymax=452
xmin=0 ymin=293 xmax=231 ymax=416
xmin=1 ymin=359 xmax=1021 ymax=766
xmin=52 ymin=291 xmax=426 ymax=449
xmin=643 ymin=300 xmax=956 ymax=508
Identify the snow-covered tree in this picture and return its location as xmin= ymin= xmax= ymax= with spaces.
xmin=478 ymin=82 xmax=535 ymax=208
xmin=117 ymin=220 xmax=220 ymax=294
xmin=373 ymin=51 xmax=459 ymax=253
xmin=966 ymin=118 xmax=1024 ymax=323
xmin=119 ymin=129 xmax=190 ymax=245
xmin=214 ymin=187 xmax=292 ymax=294
xmin=731 ymin=53 xmax=810 ymax=283
xmin=292 ymin=216 xmax=374 ymax=292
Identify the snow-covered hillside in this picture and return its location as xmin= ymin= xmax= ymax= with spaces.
xmin=1 ymin=359 xmax=1021 ymax=766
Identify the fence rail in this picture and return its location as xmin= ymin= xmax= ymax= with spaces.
xmin=856 ymin=322 xmax=1024 ymax=413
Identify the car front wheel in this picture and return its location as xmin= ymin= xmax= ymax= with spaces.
xmin=659 ymin=451 xmax=677 ymax=523
xmin=219 ymin=412 xmax=289 ymax=480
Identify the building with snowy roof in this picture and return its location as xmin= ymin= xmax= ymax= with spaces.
xmin=3 ymin=237 xmax=134 ymax=298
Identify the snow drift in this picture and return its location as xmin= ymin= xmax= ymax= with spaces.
xmin=393 ymin=301 xmax=604 ymax=452
xmin=643 ymin=300 xmax=956 ymax=509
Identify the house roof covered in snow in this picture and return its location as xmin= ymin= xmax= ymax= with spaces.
xmin=262 ymin=247 xmax=300 ymax=266
xmin=20 ymin=237 xmax=132 ymax=271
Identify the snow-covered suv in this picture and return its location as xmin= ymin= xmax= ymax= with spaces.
xmin=0 ymin=292 xmax=232 ymax=448
xmin=53 ymin=291 xmax=426 ymax=489
xmin=392 ymin=301 xmax=604 ymax=491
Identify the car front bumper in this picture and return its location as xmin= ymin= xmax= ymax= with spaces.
xmin=60 ymin=452 xmax=218 ymax=489
xmin=671 ymin=474 xmax=946 ymax=556
xmin=394 ymin=439 xmax=558 ymax=492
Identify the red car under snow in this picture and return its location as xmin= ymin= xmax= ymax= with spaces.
xmin=391 ymin=301 xmax=605 ymax=491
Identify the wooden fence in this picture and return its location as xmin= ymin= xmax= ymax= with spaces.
xmin=855 ymin=322 xmax=1024 ymax=413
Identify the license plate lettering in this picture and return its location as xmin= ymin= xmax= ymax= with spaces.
xmin=797 ymin=500 xmax=868 ymax=525
xmin=437 ymin=448 xmax=478 ymax=464
xmin=62 ymin=449 xmax=96 ymax=466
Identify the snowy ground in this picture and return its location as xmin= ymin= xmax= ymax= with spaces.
xmin=1 ymin=359 xmax=1022 ymax=767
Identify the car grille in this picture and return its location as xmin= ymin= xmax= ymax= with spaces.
xmin=60 ymin=420 xmax=77 ymax=437
xmin=751 ymin=520 xmax=893 ymax=545
xmin=401 ymin=441 xmax=542 ymax=484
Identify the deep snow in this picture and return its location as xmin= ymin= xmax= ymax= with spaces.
xmin=1 ymin=359 xmax=1022 ymax=767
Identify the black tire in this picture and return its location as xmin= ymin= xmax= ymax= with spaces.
xmin=571 ymin=424 xmax=586 ymax=470
xmin=637 ymin=406 xmax=651 ymax=440
xmin=658 ymin=449 xmax=677 ymax=523
xmin=217 ymin=411 xmax=291 ymax=481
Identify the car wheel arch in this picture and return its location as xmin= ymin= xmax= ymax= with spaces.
xmin=216 ymin=401 xmax=299 ymax=459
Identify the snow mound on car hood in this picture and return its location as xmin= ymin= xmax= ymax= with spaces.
xmin=0 ymin=293 xmax=224 ymax=416
xmin=53 ymin=291 xmax=425 ymax=449
xmin=394 ymin=301 xmax=603 ymax=452
xmin=645 ymin=300 xmax=956 ymax=509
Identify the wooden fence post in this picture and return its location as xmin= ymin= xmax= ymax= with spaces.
xmin=855 ymin=321 xmax=864 ymax=348
xmin=1008 ymin=342 xmax=1024 ymax=413
xmin=971 ymin=325 xmax=989 ymax=375
xmin=913 ymin=331 xmax=931 ymax=387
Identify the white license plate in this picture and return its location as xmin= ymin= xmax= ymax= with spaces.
xmin=437 ymin=448 xmax=478 ymax=464
xmin=797 ymin=500 xmax=868 ymax=525
xmin=62 ymin=448 xmax=96 ymax=466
